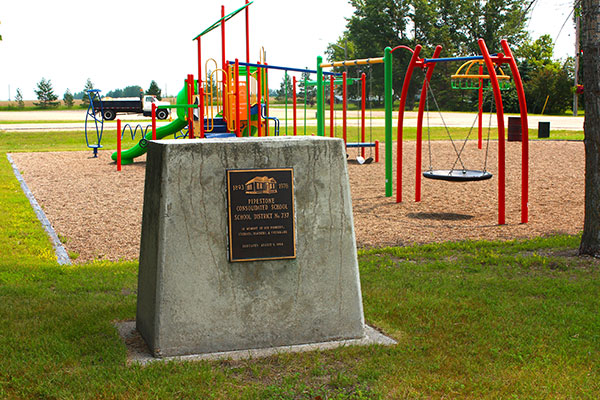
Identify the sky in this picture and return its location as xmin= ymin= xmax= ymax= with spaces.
xmin=0 ymin=0 xmax=577 ymax=101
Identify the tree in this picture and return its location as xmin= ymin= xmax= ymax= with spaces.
xmin=146 ymin=80 xmax=162 ymax=100
xmin=81 ymin=78 xmax=94 ymax=107
xmin=298 ymin=70 xmax=316 ymax=106
xmin=579 ymin=0 xmax=600 ymax=256
xmin=524 ymin=61 xmax=573 ymax=114
xmin=518 ymin=34 xmax=556 ymax=70
xmin=14 ymin=88 xmax=24 ymax=108
xmin=342 ymin=0 xmax=531 ymax=109
xmin=123 ymin=85 xmax=143 ymax=98
xmin=106 ymin=88 xmax=124 ymax=98
xmin=63 ymin=89 xmax=74 ymax=108
xmin=277 ymin=73 xmax=293 ymax=101
xmin=34 ymin=78 xmax=59 ymax=109
xmin=345 ymin=0 xmax=413 ymax=104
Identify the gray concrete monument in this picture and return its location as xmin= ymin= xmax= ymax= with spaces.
xmin=136 ymin=136 xmax=365 ymax=357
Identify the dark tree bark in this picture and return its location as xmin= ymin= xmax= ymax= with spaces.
xmin=579 ymin=0 xmax=600 ymax=256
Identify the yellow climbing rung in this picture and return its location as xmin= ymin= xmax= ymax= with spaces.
xmin=320 ymin=57 xmax=384 ymax=68
xmin=451 ymin=74 xmax=511 ymax=80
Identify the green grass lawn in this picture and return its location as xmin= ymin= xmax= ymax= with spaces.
xmin=0 ymin=128 xmax=597 ymax=399
xmin=0 ymin=124 xmax=580 ymax=157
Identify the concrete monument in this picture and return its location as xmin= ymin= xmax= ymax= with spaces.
xmin=136 ymin=136 xmax=365 ymax=357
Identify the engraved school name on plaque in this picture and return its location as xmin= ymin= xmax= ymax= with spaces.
xmin=226 ymin=168 xmax=296 ymax=262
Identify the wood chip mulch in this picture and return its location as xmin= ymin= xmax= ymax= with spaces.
xmin=10 ymin=140 xmax=584 ymax=264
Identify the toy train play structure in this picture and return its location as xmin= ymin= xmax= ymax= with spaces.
xmin=84 ymin=0 xmax=530 ymax=226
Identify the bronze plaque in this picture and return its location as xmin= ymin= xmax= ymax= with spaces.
xmin=226 ymin=168 xmax=296 ymax=262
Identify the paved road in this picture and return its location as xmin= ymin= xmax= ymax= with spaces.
xmin=0 ymin=109 xmax=584 ymax=132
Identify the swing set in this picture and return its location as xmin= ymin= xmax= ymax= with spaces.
xmin=307 ymin=69 xmax=379 ymax=163
xmin=395 ymin=39 xmax=529 ymax=225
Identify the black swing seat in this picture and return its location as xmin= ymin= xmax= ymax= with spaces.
xmin=423 ymin=169 xmax=493 ymax=182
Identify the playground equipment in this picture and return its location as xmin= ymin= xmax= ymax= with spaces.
xmin=84 ymin=89 xmax=104 ymax=158
xmin=306 ymin=71 xmax=378 ymax=164
xmin=316 ymin=49 xmax=394 ymax=191
xmin=109 ymin=0 xmax=383 ymax=168
xmin=394 ymin=39 xmax=529 ymax=225
xmin=106 ymin=2 xmax=529 ymax=226
xmin=111 ymin=86 xmax=189 ymax=165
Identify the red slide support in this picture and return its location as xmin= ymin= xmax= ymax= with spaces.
xmin=187 ymin=74 xmax=195 ymax=139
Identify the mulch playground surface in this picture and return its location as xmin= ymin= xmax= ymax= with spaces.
xmin=10 ymin=140 xmax=583 ymax=264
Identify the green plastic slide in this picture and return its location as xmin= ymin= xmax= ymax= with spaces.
xmin=111 ymin=85 xmax=190 ymax=165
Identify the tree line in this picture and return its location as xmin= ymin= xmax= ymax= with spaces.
xmin=316 ymin=0 xmax=578 ymax=115
xmin=12 ymin=79 xmax=164 ymax=109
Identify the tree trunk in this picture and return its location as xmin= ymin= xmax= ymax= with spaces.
xmin=579 ymin=0 xmax=600 ymax=256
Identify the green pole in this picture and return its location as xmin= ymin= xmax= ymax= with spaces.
xmin=384 ymin=47 xmax=393 ymax=197
xmin=316 ymin=56 xmax=324 ymax=136
xmin=246 ymin=69 xmax=250 ymax=137
xmin=284 ymin=71 xmax=288 ymax=135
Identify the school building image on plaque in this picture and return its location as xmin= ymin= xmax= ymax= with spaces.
xmin=227 ymin=168 xmax=296 ymax=262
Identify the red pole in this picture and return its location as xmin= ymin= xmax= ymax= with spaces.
xmin=257 ymin=62 xmax=262 ymax=137
xmin=221 ymin=5 xmax=226 ymax=100
xmin=151 ymin=103 xmax=157 ymax=140
xmin=501 ymin=39 xmax=529 ymax=224
xmin=415 ymin=45 xmax=442 ymax=202
xmin=478 ymin=63 xmax=483 ymax=149
xmin=117 ymin=119 xmax=122 ymax=171
xmin=197 ymin=36 xmax=202 ymax=87
xmin=199 ymin=87 xmax=205 ymax=138
xmin=329 ymin=75 xmax=334 ymax=138
xmin=375 ymin=140 xmax=379 ymax=163
xmin=265 ymin=63 xmax=269 ymax=136
xmin=187 ymin=74 xmax=195 ymax=139
xmin=244 ymin=0 xmax=250 ymax=133
xmin=224 ymin=62 xmax=229 ymax=126
xmin=235 ymin=59 xmax=241 ymax=137
xmin=197 ymin=36 xmax=204 ymax=138
xmin=293 ymin=76 xmax=297 ymax=136
xmin=361 ymin=72 xmax=366 ymax=158
xmin=479 ymin=39 xmax=505 ymax=225
xmin=396 ymin=45 xmax=423 ymax=203
xmin=342 ymin=72 xmax=347 ymax=145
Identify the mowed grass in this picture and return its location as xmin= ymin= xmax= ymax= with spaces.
xmin=0 ymin=124 xmax=583 ymax=156
xmin=0 ymin=126 xmax=598 ymax=398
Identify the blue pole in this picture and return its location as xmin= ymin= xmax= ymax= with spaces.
xmin=422 ymin=54 xmax=498 ymax=64
xmin=228 ymin=60 xmax=339 ymax=76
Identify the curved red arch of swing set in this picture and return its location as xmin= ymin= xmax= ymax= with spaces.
xmin=395 ymin=39 xmax=529 ymax=225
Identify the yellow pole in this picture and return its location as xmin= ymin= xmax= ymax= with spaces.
xmin=320 ymin=57 xmax=384 ymax=68
xmin=541 ymin=95 xmax=550 ymax=115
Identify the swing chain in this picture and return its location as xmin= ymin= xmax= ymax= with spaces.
xmin=424 ymin=76 xmax=494 ymax=175
xmin=426 ymin=79 xmax=433 ymax=171
xmin=424 ymin=79 xmax=468 ymax=171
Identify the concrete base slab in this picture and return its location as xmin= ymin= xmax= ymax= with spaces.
xmin=114 ymin=320 xmax=396 ymax=366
